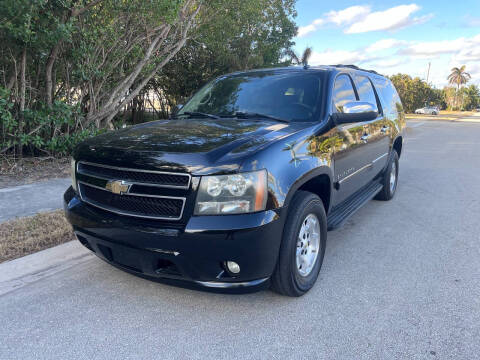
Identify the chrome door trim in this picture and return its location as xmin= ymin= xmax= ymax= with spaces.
xmin=372 ymin=152 xmax=388 ymax=164
xmin=338 ymin=163 xmax=373 ymax=184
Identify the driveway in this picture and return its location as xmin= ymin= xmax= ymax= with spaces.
xmin=0 ymin=178 xmax=71 ymax=222
xmin=0 ymin=120 xmax=479 ymax=359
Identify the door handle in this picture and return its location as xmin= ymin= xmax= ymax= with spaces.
xmin=381 ymin=126 xmax=390 ymax=133
xmin=361 ymin=134 xmax=370 ymax=142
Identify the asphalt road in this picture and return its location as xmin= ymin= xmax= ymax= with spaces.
xmin=1 ymin=119 xmax=480 ymax=359
xmin=0 ymin=178 xmax=71 ymax=222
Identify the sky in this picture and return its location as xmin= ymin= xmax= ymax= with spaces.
xmin=293 ymin=0 xmax=480 ymax=88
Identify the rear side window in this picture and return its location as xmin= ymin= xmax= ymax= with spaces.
xmin=332 ymin=74 xmax=356 ymax=112
xmin=372 ymin=77 xmax=403 ymax=114
xmin=354 ymin=75 xmax=378 ymax=112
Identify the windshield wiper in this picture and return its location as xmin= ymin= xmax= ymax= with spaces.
xmin=175 ymin=111 xmax=220 ymax=119
xmin=231 ymin=111 xmax=289 ymax=123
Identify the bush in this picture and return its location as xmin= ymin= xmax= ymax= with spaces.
xmin=1 ymin=88 xmax=102 ymax=157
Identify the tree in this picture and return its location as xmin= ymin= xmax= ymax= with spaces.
xmin=0 ymin=0 xmax=298 ymax=156
xmin=448 ymin=65 xmax=471 ymax=108
xmin=390 ymin=73 xmax=441 ymax=113
xmin=462 ymin=84 xmax=480 ymax=110
xmin=149 ymin=0 xmax=297 ymax=109
xmin=286 ymin=47 xmax=313 ymax=66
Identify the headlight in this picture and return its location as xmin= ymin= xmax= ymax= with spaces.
xmin=194 ymin=170 xmax=267 ymax=215
xmin=71 ymin=158 xmax=77 ymax=192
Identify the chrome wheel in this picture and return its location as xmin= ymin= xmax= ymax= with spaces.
xmin=389 ymin=161 xmax=397 ymax=193
xmin=296 ymin=213 xmax=320 ymax=277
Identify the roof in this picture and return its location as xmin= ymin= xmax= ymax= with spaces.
xmin=220 ymin=64 xmax=386 ymax=78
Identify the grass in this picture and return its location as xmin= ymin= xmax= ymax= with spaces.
xmin=0 ymin=210 xmax=74 ymax=263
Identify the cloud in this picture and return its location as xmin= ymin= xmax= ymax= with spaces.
xmin=297 ymin=24 xmax=317 ymax=37
xmin=297 ymin=5 xmax=369 ymax=38
xmin=365 ymin=39 xmax=406 ymax=52
xmin=303 ymin=33 xmax=480 ymax=88
xmin=400 ymin=34 xmax=480 ymax=58
xmin=345 ymin=4 xmax=432 ymax=34
xmin=325 ymin=5 xmax=371 ymax=25
xmin=297 ymin=4 xmax=432 ymax=38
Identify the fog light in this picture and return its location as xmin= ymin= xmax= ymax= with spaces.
xmin=225 ymin=261 xmax=240 ymax=274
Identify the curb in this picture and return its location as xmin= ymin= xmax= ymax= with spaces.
xmin=0 ymin=240 xmax=94 ymax=296
xmin=406 ymin=115 xmax=480 ymax=123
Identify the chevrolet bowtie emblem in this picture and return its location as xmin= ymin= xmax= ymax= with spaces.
xmin=105 ymin=180 xmax=131 ymax=195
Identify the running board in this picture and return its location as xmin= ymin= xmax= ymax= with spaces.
xmin=327 ymin=181 xmax=383 ymax=230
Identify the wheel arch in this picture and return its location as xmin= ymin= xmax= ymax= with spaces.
xmin=393 ymin=136 xmax=403 ymax=158
xmin=283 ymin=167 xmax=333 ymax=214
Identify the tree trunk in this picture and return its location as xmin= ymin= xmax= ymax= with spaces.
xmin=45 ymin=44 xmax=60 ymax=106
xmin=18 ymin=47 xmax=27 ymax=159
xmin=6 ymin=69 xmax=16 ymax=91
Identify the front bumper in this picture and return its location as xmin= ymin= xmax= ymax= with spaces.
xmin=64 ymin=187 xmax=286 ymax=293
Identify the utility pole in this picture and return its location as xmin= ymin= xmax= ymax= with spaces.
xmin=426 ymin=62 xmax=431 ymax=84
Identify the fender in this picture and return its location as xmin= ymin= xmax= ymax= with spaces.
xmin=282 ymin=166 xmax=333 ymax=212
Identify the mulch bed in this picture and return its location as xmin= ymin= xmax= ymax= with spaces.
xmin=0 ymin=156 xmax=70 ymax=188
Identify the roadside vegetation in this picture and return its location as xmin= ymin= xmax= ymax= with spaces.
xmin=390 ymin=66 xmax=479 ymax=113
xmin=0 ymin=0 xmax=297 ymax=158
xmin=0 ymin=210 xmax=73 ymax=263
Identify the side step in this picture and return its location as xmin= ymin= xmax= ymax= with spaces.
xmin=327 ymin=181 xmax=383 ymax=230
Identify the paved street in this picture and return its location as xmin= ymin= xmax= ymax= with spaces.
xmin=0 ymin=178 xmax=71 ymax=222
xmin=1 ymin=120 xmax=480 ymax=359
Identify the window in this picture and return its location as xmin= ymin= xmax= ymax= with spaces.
xmin=355 ymin=75 xmax=378 ymax=112
xmin=333 ymin=74 xmax=356 ymax=112
xmin=179 ymin=72 xmax=325 ymax=122
xmin=372 ymin=77 xmax=403 ymax=114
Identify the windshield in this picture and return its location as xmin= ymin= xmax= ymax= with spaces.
xmin=178 ymin=71 xmax=325 ymax=122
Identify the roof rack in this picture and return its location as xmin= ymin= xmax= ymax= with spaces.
xmin=331 ymin=64 xmax=381 ymax=75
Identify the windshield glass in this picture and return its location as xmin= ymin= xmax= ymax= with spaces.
xmin=178 ymin=71 xmax=325 ymax=122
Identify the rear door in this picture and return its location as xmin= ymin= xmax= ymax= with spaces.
xmin=353 ymin=74 xmax=390 ymax=177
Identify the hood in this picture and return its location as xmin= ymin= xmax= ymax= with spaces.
xmin=74 ymin=118 xmax=309 ymax=175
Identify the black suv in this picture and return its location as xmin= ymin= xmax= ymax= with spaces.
xmin=64 ymin=65 xmax=405 ymax=296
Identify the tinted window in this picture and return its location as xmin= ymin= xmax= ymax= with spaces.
xmin=372 ymin=77 xmax=403 ymax=114
xmin=333 ymin=74 xmax=356 ymax=112
xmin=179 ymin=72 xmax=324 ymax=122
xmin=355 ymin=75 xmax=378 ymax=112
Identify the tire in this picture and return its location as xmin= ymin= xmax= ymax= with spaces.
xmin=271 ymin=191 xmax=327 ymax=297
xmin=375 ymin=150 xmax=399 ymax=201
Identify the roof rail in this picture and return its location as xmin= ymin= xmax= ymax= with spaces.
xmin=331 ymin=64 xmax=381 ymax=76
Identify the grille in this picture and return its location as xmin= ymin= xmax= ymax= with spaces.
xmin=79 ymin=183 xmax=185 ymax=220
xmin=77 ymin=162 xmax=190 ymax=188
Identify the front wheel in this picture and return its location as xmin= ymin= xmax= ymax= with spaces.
xmin=375 ymin=150 xmax=399 ymax=201
xmin=271 ymin=191 xmax=327 ymax=297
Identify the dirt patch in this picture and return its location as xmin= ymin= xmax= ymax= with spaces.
xmin=0 ymin=156 xmax=70 ymax=188
xmin=0 ymin=210 xmax=74 ymax=263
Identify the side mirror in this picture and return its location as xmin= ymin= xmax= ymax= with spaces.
xmin=333 ymin=101 xmax=378 ymax=124
xmin=175 ymin=104 xmax=184 ymax=113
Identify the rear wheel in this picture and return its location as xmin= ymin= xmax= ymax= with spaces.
xmin=375 ymin=150 xmax=399 ymax=201
xmin=271 ymin=191 xmax=327 ymax=297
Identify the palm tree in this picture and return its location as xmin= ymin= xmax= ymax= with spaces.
xmin=286 ymin=47 xmax=313 ymax=67
xmin=448 ymin=65 xmax=471 ymax=108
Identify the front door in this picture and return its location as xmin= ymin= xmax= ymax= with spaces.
xmin=331 ymin=74 xmax=377 ymax=206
